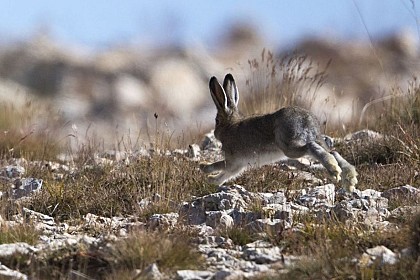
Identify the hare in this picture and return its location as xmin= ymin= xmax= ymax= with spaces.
xmin=200 ymin=73 xmax=358 ymax=192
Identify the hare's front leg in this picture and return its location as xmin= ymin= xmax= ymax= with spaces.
xmin=199 ymin=160 xmax=226 ymax=174
xmin=200 ymin=160 xmax=228 ymax=185
xmin=200 ymin=160 xmax=245 ymax=186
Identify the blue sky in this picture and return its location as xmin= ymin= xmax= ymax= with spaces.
xmin=1 ymin=0 xmax=419 ymax=49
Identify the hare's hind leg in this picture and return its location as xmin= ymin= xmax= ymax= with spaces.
xmin=306 ymin=141 xmax=342 ymax=183
xmin=331 ymin=151 xmax=358 ymax=192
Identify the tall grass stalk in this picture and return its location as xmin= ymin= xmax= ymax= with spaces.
xmin=241 ymin=49 xmax=329 ymax=116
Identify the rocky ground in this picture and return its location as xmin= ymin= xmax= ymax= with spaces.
xmin=0 ymin=129 xmax=419 ymax=279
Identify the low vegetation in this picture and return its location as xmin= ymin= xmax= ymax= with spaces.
xmin=0 ymin=223 xmax=40 ymax=245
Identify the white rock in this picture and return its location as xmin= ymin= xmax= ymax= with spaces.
xmin=382 ymin=185 xmax=420 ymax=201
xmin=344 ymin=129 xmax=383 ymax=141
xmin=176 ymin=270 xmax=214 ymax=280
xmin=219 ymin=211 xmax=234 ymax=230
xmin=359 ymin=189 xmax=382 ymax=199
xmin=0 ymin=243 xmax=37 ymax=257
xmin=243 ymin=245 xmax=282 ymax=264
xmin=12 ymin=178 xmax=43 ymax=199
xmin=114 ymin=74 xmax=150 ymax=109
xmin=148 ymin=213 xmax=179 ymax=230
xmin=188 ymin=144 xmax=201 ymax=158
xmin=297 ymin=184 xmax=335 ymax=208
xmin=0 ymin=165 xmax=25 ymax=178
xmin=361 ymin=245 xmax=398 ymax=266
xmin=136 ymin=263 xmax=163 ymax=280
xmin=0 ymin=263 xmax=28 ymax=280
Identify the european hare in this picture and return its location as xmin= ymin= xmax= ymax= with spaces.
xmin=200 ymin=73 xmax=358 ymax=192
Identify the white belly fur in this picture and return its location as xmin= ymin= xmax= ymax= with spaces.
xmin=235 ymin=150 xmax=286 ymax=169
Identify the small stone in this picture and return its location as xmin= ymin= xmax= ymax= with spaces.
xmin=297 ymin=184 xmax=335 ymax=208
xmin=0 ymin=165 xmax=25 ymax=178
xmin=136 ymin=263 xmax=163 ymax=280
xmin=332 ymin=201 xmax=354 ymax=221
xmin=219 ymin=211 xmax=234 ymax=229
xmin=243 ymin=245 xmax=283 ymax=264
xmin=344 ymin=129 xmax=383 ymax=141
xmin=389 ymin=206 xmax=420 ymax=222
xmin=214 ymin=270 xmax=244 ymax=280
xmin=267 ymin=191 xmax=287 ymax=204
xmin=12 ymin=178 xmax=43 ymax=199
xmin=382 ymin=185 xmax=420 ymax=203
xmin=188 ymin=144 xmax=201 ymax=158
xmin=179 ymin=202 xmax=207 ymax=225
xmin=148 ymin=213 xmax=179 ymax=230
xmin=176 ymin=270 xmax=214 ymax=280
xmin=363 ymin=245 xmax=398 ymax=266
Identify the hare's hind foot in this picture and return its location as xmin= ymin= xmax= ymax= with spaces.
xmin=306 ymin=142 xmax=342 ymax=183
xmin=331 ymin=151 xmax=358 ymax=192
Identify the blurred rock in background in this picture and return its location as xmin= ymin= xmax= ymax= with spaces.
xmin=0 ymin=23 xmax=418 ymax=148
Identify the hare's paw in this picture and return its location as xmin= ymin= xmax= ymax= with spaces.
xmin=207 ymin=172 xmax=226 ymax=186
xmin=341 ymin=166 xmax=358 ymax=193
xmin=326 ymin=156 xmax=342 ymax=183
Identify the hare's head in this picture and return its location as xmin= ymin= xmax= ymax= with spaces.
xmin=209 ymin=74 xmax=241 ymax=137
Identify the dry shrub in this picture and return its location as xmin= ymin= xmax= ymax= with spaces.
xmin=0 ymin=101 xmax=65 ymax=160
xmin=0 ymin=223 xmax=40 ymax=245
xmin=3 ymin=229 xmax=203 ymax=279
xmin=240 ymin=49 xmax=328 ymax=117
xmin=107 ymin=230 xmax=203 ymax=274
xmin=256 ymin=216 xmax=416 ymax=280
xmin=361 ymin=77 xmax=420 ymax=129
xmin=24 ymin=154 xmax=214 ymax=222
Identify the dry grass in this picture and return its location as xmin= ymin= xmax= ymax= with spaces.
xmin=106 ymin=230 xmax=204 ymax=274
xmin=19 ymin=154 xmax=215 ymax=222
xmin=0 ymin=228 xmax=204 ymax=279
xmin=0 ymin=223 xmax=40 ymax=245
xmin=241 ymin=49 xmax=328 ymax=117
xmin=361 ymin=78 xmax=420 ymax=129
xmin=0 ymin=101 xmax=65 ymax=160
xmin=253 ymin=212 xmax=420 ymax=280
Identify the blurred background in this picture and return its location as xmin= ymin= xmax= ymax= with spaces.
xmin=0 ymin=0 xmax=419 ymax=150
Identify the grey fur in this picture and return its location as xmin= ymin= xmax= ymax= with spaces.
xmin=200 ymin=74 xmax=358 ymax=191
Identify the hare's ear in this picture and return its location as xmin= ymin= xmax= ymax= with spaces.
xmin=223 ymin=73 xmax=239 ymax=108
xmin=209 ymin=76 xmax=228 ymax=112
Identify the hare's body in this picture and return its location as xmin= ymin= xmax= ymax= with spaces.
xmin=200 ymin=74 xmax=358 ymax=191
